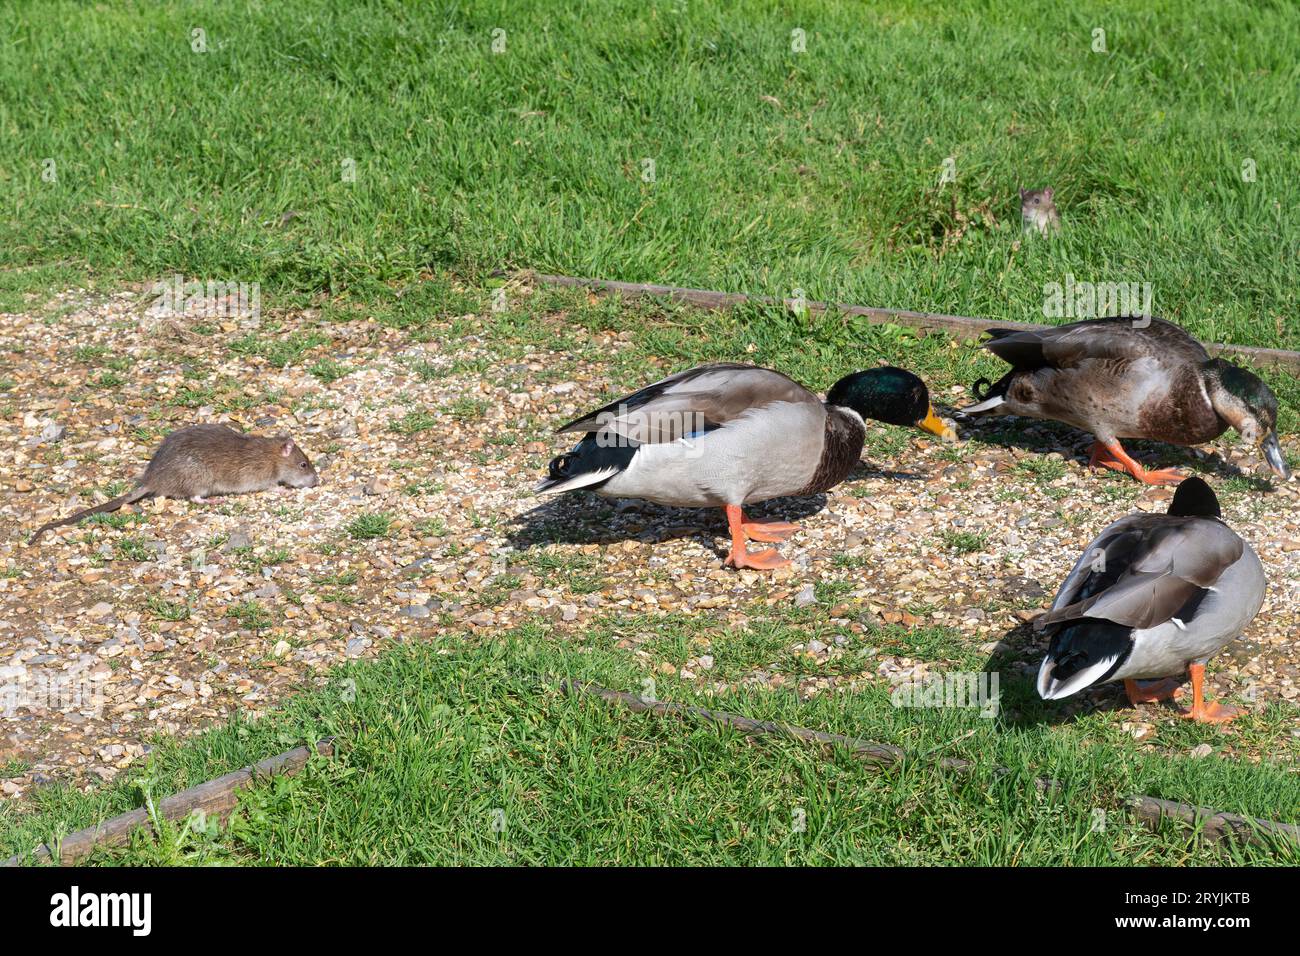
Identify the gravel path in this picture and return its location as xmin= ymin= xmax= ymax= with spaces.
xmin=1 ymin=285 xmax=1297 ymax=796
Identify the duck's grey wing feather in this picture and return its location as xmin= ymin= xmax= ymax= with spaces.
xmin=1037 ymin=516 xmax=1242 ymax=632
xmin=557 ymin=364 xmax=816 ymax=444
xmin=1046 ymin=515 xmax=1154 ymax=610
xmin=984 ymin=317 xmax=1207 ymax=371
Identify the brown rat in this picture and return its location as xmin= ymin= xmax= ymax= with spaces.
xmin=1020 ymin=186 xmax=1061 ymax=236
xmin=29 ymin=424 xmax=320 ymax=543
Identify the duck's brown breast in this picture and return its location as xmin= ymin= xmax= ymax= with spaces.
xmin=798 ymin=410 xmax=866 ymax=495
xmin=1135 ymin=365 xmax=1225 ymax=445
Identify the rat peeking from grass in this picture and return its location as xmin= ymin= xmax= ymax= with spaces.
xmin=1020 ymin=186 xmax=1061 ymax=237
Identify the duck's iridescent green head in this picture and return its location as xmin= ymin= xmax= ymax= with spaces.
xmin=1205 ymin=358 xmax=1288 ymax=479
xmin=826 ymin=366 xmax=955 ymax=440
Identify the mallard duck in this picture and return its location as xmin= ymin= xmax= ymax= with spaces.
xmin=1036 ymin=477 xmax=1264 ymax=723
xmin=534 ymin=362 xmax=955 ymax=569
xmin=964 ymin=316 xmax=1289 ymax=485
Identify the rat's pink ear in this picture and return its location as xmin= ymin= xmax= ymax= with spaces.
xmin=1043 ymin=187 xmax=1053 ymax=200
xmin=280 ymin=440 xmax=294 ymax=457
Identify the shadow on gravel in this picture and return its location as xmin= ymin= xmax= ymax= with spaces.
xmin=509 ymin=460 xmax=933 ymax=553
xmin=955 ymin=413 xmax=1273 ymax=489
xmin=508 ymin=492 xmax=832 ymax=554
xmin=845 ymin=462 xmax=930 ymax=483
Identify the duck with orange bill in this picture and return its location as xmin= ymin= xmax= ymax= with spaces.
xmin=535 ymin=362 xmax=955 ymax=570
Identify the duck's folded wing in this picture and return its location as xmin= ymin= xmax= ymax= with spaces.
xmin=556 ymin=364 xmax=813 ymax=444
xmin=983 ymin=317 xmax=1199 ymax=371
xmin=1045 ymin=515 xmax=1153 ymax=610
xmin=1037 ymin=517 xmax=1242 ymax=631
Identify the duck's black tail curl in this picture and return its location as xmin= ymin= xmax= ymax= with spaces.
xmin=971 ymin=370 xmax=1014 ymax=401
xmin=535 ymin=434 xmax=637 ymax=494
xmin=547 ymin=451 xmax=577 ymax=481
xmin=534 ymin=449 xmax=584 ymax=492
xmin=963 ymin=370 xmax=1015 ymax=414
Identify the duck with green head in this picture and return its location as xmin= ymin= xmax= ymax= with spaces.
xmin=964 ymin=316 xmax=1289 ymax=485
xmin=536 ymin=363 xmax=955 ymax=569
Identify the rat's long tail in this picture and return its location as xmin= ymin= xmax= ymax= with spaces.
xmin=28 ymin=487 xmax=150 ymax=543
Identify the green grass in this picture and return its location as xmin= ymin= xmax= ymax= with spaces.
xmin=1 ymin=0 xmax=1297 ymax=351
xmin=236 ymin=546 xmax=292 ymax=574
xmin=2 ymin=622 xmax=1296 ymax=866
xmin=940 ymin=530 xmax=990 ymax=554
xmin=1016 ymin=457 xmax=1069 ymax=482
xmin=346 ymin=512 xmax=392 ymax=540
xmin=82 ymin=509 xmax=144 ymax=530
xmin=308 ymin=358 xmax=350 ymax=384
xmin=145 ymin=595 xmax=191 ymax=622
xmin=229 ymin=331 xmax=331 ymax=369
xmin=389 ymin=410 xmax=439 ymax=436
xmin=114 ymin=536 xmax=152 ymax=562
xmin=442 ymin=397 xmax=489 ymax=422
xmin=226 ymin=600 xmax=275 ymax=632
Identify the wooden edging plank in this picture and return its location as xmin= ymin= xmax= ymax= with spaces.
xmin=2 ymin=738 xmax=335 ymax=867
xmin=560 ymin=679 xmax=1299 ymax=849
xmin=527 ymin=272 xmax=1300 ymax=373
xmin=1127 ymin=795 xmax=1300 ymax=846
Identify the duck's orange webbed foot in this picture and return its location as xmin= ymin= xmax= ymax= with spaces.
xmin=741 ymin=518 xmax=801 ymax=543
xmin=725 ymin=547 xmax=791 ymax=570
xmin=1178 ymin=663 xmax=1239 ymax=724
xmin=1124 ymin=677 xmax=1184 ymax=706
xmin=1181 ymin=701 xmax=1239 ymax=724
xmin=1135 ymin=467 xmax=1186 ymax=486
xmin=723 ymin=505 xmax=792 ymax=570
xmin=1088 ymin=440 xmax=1184 ymax=486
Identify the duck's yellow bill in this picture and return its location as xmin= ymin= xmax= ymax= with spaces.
xmin=917 ymin=406 xmax=957 ymax=442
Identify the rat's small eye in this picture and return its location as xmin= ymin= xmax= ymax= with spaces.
xmin=300 ymin=461 xmax=309 ymax=469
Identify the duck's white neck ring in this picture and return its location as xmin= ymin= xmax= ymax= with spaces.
xmin=829 ymin=404 xmax=866 ymax=426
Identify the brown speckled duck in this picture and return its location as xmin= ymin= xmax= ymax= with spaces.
xmin=964 ymin=316 xmax=1289 ymax=485
xmin=535 ymin=363 xmax=954 ymax=569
